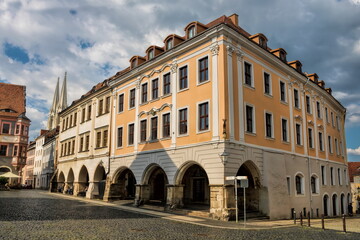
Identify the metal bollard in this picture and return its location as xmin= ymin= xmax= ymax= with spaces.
xmin=321 ymin=214 xmax=325 ymax=230
xmin=294 ymin=210 xmax=296 ymax=225
xmin=307 ymin=211 xmax=310 ymax=227
xmin=300 ymin=211 xmax=303 ymax=226
xmin=343 ymin=214 xmax=346 ymax=233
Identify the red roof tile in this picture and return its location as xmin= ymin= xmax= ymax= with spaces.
xmin=0 ymin=82 xmax=26 ymax=118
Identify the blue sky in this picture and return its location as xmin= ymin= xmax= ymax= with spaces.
xmin=0 ymin=0 xmax=360 ymax=161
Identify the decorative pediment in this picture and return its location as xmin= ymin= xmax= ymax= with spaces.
xmin=317 ymin=124 xmax=324 ymax=130
xmin=308 ymin=120 xmax=314 ymax=126
xmin=138 ymin=103 xmax=173 ymax=117
xmin=294 ymin=115 xmax=303 ymax=122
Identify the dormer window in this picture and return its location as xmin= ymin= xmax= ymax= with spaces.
xmin=259 ymin=37 xmax=267 ymax=49
xmin=148 ymin=49 xmax=154 ymax=60
xmin=166 ymin=39 xmax=173 ymax=50
xmin=279 ymin=51 xmax=286 ymax=61
xmin=131 ymin=59 xmax=137 ymax=69
xmin=188 ymin=26 xmax=195 ymax=38
xmin=288 ymin=60 xmax=302 ymax=73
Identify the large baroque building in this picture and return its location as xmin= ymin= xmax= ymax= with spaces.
xmin=55 ymin=14 xmax=350 ymax=220
xmin=0 ymin=83 xmax=30 ymax=184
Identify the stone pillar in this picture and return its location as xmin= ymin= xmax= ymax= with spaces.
xmin=135 ymin=184 xmax=150 ymax=205
xmin=87 ymin=181 xmax=95 ymax=199
xmin=166 ymin=185 xmax=184 ymax=210
xmin=103 ymin=177 xmax=124 ymax=201
xmin=209 ymin=184 xmax=234 ymax=221
xmin=73 ymin=182 xmax=80 ymax=196
xmin=63 ymin=182 xmax=69 ymax=194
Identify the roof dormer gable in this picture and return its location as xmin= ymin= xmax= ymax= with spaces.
xmin=288 ymin=60 xmax=303 ymax=73
xmin=145 ymin=45 xmax=164 ymax=61
xmin=307 ymin=73 xmax=319 ymax=84
xmin=270 ymin=48 xmax=287 ymax=62
xmin=129 ymin=56 xmax=146 ymax=70
xmin=249 ymin=33 xmax=268 ymax=49
xmin=184 ymin=21 xmax=208 ymax=40
xmin=163 ymin=34 xmax=184 ymax=50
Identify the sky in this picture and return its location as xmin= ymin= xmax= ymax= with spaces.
xmin=0 ymin=0 xmax=360 ymax=161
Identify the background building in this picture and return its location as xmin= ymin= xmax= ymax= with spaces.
xmin=349 ymin=162 xmax=360 ymax=214
xmin=22 ymin=141 xmax=35 ymax=187
xmin=0 ymin=82 xmax=30 ymax=184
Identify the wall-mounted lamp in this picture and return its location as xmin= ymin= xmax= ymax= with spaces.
xmin=219 ymin=152 xmax=229 ymax=165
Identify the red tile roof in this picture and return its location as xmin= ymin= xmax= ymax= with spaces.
xmin=0 ymin=82 xmax=26 ymax=118
xmin=348 ymin=162 xmax=360 ymax=182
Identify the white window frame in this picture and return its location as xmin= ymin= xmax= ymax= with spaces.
xmin=308 ymin=127 xmax=314 ymax=149
xmin=295 ymin=122 xmax=302 ymax=146
xmin=150 ymin=116 xmax=159 ymax=141
xmin=127 ymin=122 xmax=135 ymax=147
xmin=151 ymin=77 xmax=160 ymax=101
xmin=178 ymin=106 xmax=189 ymax=137
xmin=141 ymin=82 xmax=149 ymax=104
xmin=311 ymin=174 xmax=320 ymax=195
xmin=196 ymin=100 xmax=211 ymax=134
xmin=281 ymin=117 xmax=289 ymax=143
xmin=162 ymin=71 xmax=171 ymax=97
xmin=196 ymin=54 xmax=210 ymax=86
xmin=279 ymin=80 xmax=287 ymax=103
xmin=306 ymin=95 xmax=312 ymax=114
xmin=128 ymin=88 xmax=136 ymax=110
xmin=116 ymin=125 xmax=124 ymax=149
xmin=245 ymin=103 xmax=256 ymax=134
xmin=264 ymin=110 xmax=274 ymax=139
xmin=139 ymin=118 xmax=148 ymax=143
xmin=293 ymin=88 xmax=300 ymax=109
xmin=161 ymin=111 xmax=171 ymax=139
xmin=243 ymin=61 xmax=254 ymax=88
xmin=325 ymin=107 xmax=329 ymax=123
xmin=295 ymin=172 xmax=305 ymax=196
xmin=330 ymin=166 xmax=335 ymax=186
xmin=118 ymin=93 xmax=124 ymax=114
xmin=319 ymin=131 xmax=324 ymax=151
xmin=263 ymin=70 xmax=272 ymax=96
xmin=328 ymin=135 xmax=333 ymax=154
xmin=316 ymin=101 xmax=322 ymax=119
xmin=178 ymin=63 xmax=189 ymax=93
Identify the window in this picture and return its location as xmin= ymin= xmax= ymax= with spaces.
xmin=244 ymin=62 xmax=252 ymax=86
xmin=179 ymin=66 xmax=188 ymax=90
xmin=2 ymin=123 xmax=10 ymax=134
xmin=13 ymin=146 xmax=18 ymax=156
xmin=118 ymin=94 xmax=124 ymax=113
xmin=263 ymin=72 xmax=271 ymax=95
xmin=82 ymin=108 xmax=86 ymax=123
xmin=131 ymin=59 xmax=137 ymax=69
xmin=311 ymin=176 xmax=318 ymax=194
xmin=79 ymin=137 xmax=84 ymax=152
xmin=325 ymin=107 xmax=329 ymax=123
xmin=296 ymin=123 xmax=301 ymax=145
xmin=87 ymin=105 xmax=91 ymax=120
xmin=128 ymin=124 xmax=134 ymax=145
xmin=105 ymin=96 xmax=110 ymax=113
xmin=162 ymin=113 xmax=170 ymax=138
xmin=330 ymin=167 xmax=334 ymax=185
xmin=308 ymin=128 xmax=313 ymax=148
xmin=306 ymin=96 xmax=311 ymax=114
xmin=246 ymin=105 xmax=254 ymax=133
xmin=117 ymin=127 xmax=123 ymax=148
xmin=74 ymin=112 xmax=77 ymax=126
xmin=96 ymin=132 xmax=101 ymax=148
xmin=85 ymin=135 xmax=89 ymax=151
xmin=199 ymin=102 xmax=209 ymax=131
xmin=188 ymin=25 xmax=195 ymax=38
xmin=331 ymin=112 xmax=334 ymax=127
xmin=141 ymin=83 xmax=148 ymax=103
xmin=130 ymin=89 xmax=136 ymax=108
xmin=199 ymin=57 xmax=208 ymax=83
xmin=340 ymin=141 xmax=343 ymax=156
xmin=70 ymin=115 xmax=73 ymax=127
xmin=0 ymin=145 xmax=7 ymax=156
xmin=336 ymin=116 xmax=340 ymax=130
xmin=152 ymin=78 xmax=159 ymax=99
xmin=316 ymin=101 xmax=321 ymax=118
xmin=151 ymin=117 xmax=158 ymax=140
xmin=335 ymin=138 xmax=339 ymax=155
xmin=166 ymin=39 xmax=173 ymax=50
xmin=295 ymin=175 xmax=304 ymax=195
xmin=265 ymin=112 xmax=273 ymax=138
xmin=338 ymin=168 xmax=341 ymax=185
xmin=163 ymin=73 xmax=171 ymax=95
xmin=321 ymin=166 xmax=326 ymax=185
xmin=103 ymin=130 xmax=108 ymax=147
xmin=282 ymin=118 xmax=288 ymax=142
xmin=179 ymin=108 xmax=188 ymax=135
xmin=98 ymin=99 xmax=103 ymax=115
xmin=148 ymin=49 xmax=154 ymax=60
xmin=319 ymin=132 xmax=324 ymax=151
xmin=15 ymin=125 xmax=20 ymax=134
xmin=280 ymin=81 xmax=286 ymax=102
xmin=72 ymin=140 xmax=75 ymax=154
xmin=140 ymin=120 xmax=147 ymax=142
xmin=294 ymin=89 xmax=299 ymax=108
xmin=328 ymin=135 xmax=332 ymax=154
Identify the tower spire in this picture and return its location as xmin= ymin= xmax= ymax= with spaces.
xmin=58 ymin=72 xmax=68 ymax=112
xmin=47 ymin=77 xmax=60 ymax=130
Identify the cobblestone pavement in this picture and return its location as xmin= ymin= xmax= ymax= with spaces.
xmin=0 ymin=190 xmax=359 ymax=240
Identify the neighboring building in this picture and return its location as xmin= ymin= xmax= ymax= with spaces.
xmin=22 ymin=141 xmax=35 ymax=187
xmin=349 ymin=162 xmax=360 ymax=214
xmin=0 ymin=83 xmax=30 ymax=184
xmin=55 ymin=14 xmax=350 ymax=220
xmin=33 ymin=130 xmax=46 ymax=188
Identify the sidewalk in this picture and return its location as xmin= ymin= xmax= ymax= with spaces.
xmin=45 ymin=191 xmax=360 ymax=232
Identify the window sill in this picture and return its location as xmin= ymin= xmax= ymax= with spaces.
xmin=149 ymin=98 xmax=159 ymax=103
xmin=264 ymin=93 xmax=273 ymax=98
xmin=197 ymin=129 xmax=210 ymax=134
xmin=296 ymin=144 xmax=303 ymax=147
xmin=281 ymin=140 xmax=290 ymax=145
xmin=294 ymin=107 xmax=301 ymax=111
xmin=178 ymin=88 xmax=189 ymax=93
xmin=244 ymin=84 xmax=255 ymax=90
xmin=128 ymin=106 xmax=135 ymax=111
xmin=245 ymin=131 xmax=256 ymax=136
xmin=95 ymin=147 xmax=107 ymax=150
xmin=280 ymin=100 xmax=288 ymax=106
xmin=161 ymin=93 xmax=172 ymax=99
xmin=140 ymin=102 xmax=148 ymax=106
xmin=160 ymin=136 xmax=171 ymax=141
xmin=197 ymin=79 xmax=210 ymax=86
xmin=178 ymin=133 xmax=189 ymax=138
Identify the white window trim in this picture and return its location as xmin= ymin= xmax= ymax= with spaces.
xmin=311 ymin=174 xmax=320 ymax=195
xmin=196 ymin=54 xmax=210 ymax=86
xmin=196 ymin=100 xmax=211 ymax=134
xmin=330 ymin=167 xmax=335 ymax=186
xmin=325 ymin=107 xmax=329 ymax=123
xmin=178 ymin=63 xmax=189 ymax=93
xmin=245 ymin=102 xmax=256 ymax=135
xmin=295 ymin=122 xmax=302 ymax=146
xmin=306 ymin=95 xmax=312 ymax=114
xmin=161 ymin=111 xmax=171 ymax=139
xmin=150 ymin=77 xmax=160 ymax=101
xmin=116 ymin=125 xmax=124 ymax=149
xmin=295 ymin=172 xmax=305 ymax=196
xmin=281 ymin=117 xmax=289 ymax=143
xmin=293 ymin=88 xmax=300 ymax=109
xmin=118 ymin=93 xmax=124 ymax=114
xmin=262 ymin=70 xmax=272 ymax=96
xmin=128 ymin=88 xmax=136 ymax=110
xmin=316 ymin=101 xmax=322 ymax=119
xmin=264 ymin=110 xmax=274 ymax=139
xmin=127 ymin=122 xmax=135 ymax=147
xmin=139 ymin=118 xmax=148 ymax=143
xmin=331 ymin=111 xmax=335 ymax=127
xmin=150 ymin=116 xmax=159 ymax=141
xmin=338 ymin=168 xmax=342 ymax=186
xmin=178 ymin=106 xmax=190 ymax=137
xmin=243 ymin=61 xmax=255 ymax=88
xmin=328 ymin=135 xmax=333 ymax=154
xmin=334 ymin=138 xmax=339 ymax=156
xmin=140 ymin=81 xmax=149 ymax=104
xmin=308 ymin=127 xmax=314 ymax=149
xmin=162 ymin=71 xmax=171 ymax=97
xmin=279 ymin=80 xmax=287 ymax=103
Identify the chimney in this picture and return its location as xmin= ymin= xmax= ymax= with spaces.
xmin=229 ymin=13 xmax=239 ymax=26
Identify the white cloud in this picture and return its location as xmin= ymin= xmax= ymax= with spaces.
xmin=348 ymin=147 xmax=360 ymax=155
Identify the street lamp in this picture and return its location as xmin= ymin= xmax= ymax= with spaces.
xmin=219 ymin=152 xmax=229 ymax=165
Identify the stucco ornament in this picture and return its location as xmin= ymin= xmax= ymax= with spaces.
xmin=135 ymin=77 xmax=141 ymax=89
xmin=210 ymin=42 xmax=219 ymax=56
xmin=170 ymin=60 xmax=178 ymax=74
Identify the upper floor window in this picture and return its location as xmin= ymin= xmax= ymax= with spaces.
xmin=331 ymin=112 xmax=334 ymax=127
xmin=188 ymin=25 xmax=195 ymax=38
xmin=166 ymin=39 xmax=173 ymax=50
xmin=199 ymin=57 xmax=208 ymax=83
xmin=282 ymin=118 xmax=288 ymax=142
xmin=306 ymin=96 xmax=311 ymax=114
xmin=117 ymin=127 xmax=123 ymax=148
xmin=328 ymin=135 xmax=332 ymax=154
xmin=316 ymin=101 xmax=321 ymax=118
xmin=330 ymin=167 xmax=334 ymax=185
xmin=264 ymin=72 xmax=271 ymax=95
xmin=74 ymin=112 xmax=77 ymax=126
xmin=246 ymin=105 xmax=254 ymax=133
xmin=151 ymin=117 xmax=158 ymax=140
xmin=98 ymin=99 xmax=103 ymax=115
xmin=259 ymin=37 xmax=267 ymax=48
xmin=128 ymin=123 xmax=135 ymax=145
xmin=82 ymin=108 xmax=86 ymax=123
xmin=131 ymin=59 xmax=137 ymax=69
xmin=325 ymin=107 xmax=329 ymax=123
xmin=96 ymin=132 xmax=101 ymax=148
xmin=179 ymin=108 xmax=188 ymax=135
xmin=0 ymin=145 xmax=7 ymax=156
xmin=148 ymin=49 xmax=154 ymax=60
xmin=321 ymin=165 xmax=326 ymax=185
xmin=308 ymin=128 xmax=314 ymax=148
xmin=296 ymin=123 xmax=302 ymax=145
xmin=311 ymin=175 xmax=318 ymax=194
xmin=199 ymin=102 xmax=209 ymax=131
xmin=152 ymin=78 xmax=159 ymax=99
xmin=336 ymin=116 xmax=340 ymax=130
xmin=295 ymin=174 xmax=304 ymax=195
xmin=103 ymin=130 xmax=108 ymax=147
xmin=140 ymin=120 xmax=147 ymax=142
xmin=265 ymin=112 xmax=273 ymax=138
xmin=15 ymin=125 xmax=20 ymax=134
xmin=244 ymin=62 xmax=252 ymax=86
xmin=163 ymin=73 xmax=171 ymax=95
xmin=105 ymin=96 xmax=110 ymax=113
xmin=87 ymin=105 xmax=92 ymax=120
xmin=162 ymin=113 xmax=170 ymax=138
xmin=118 ymin=94 xmax=124 ymax=113
xmin=335 ymin=138 xmax=339 ymax=155
xmin=179 ymin=66 xmax=188 ymax=90
xmin=294 ymin=89 xmax=300 ymax=108
xmin=319 ymin=132 xmax=324 ymax=151
xmin=280 ymin=81 xmax=286 ymax=102
xmin=2 ymin=123 xmax=10 ymax=134
xmin=13 ymin=146 xmax=18 ymax=156
xmin=130 ymin=89 xmax=136 ymax=108
xmin=142 ymin=83 xmax=148 ymax=103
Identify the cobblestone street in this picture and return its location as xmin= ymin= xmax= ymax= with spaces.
xmin=0 ymin=190 xmax=359 ymax=240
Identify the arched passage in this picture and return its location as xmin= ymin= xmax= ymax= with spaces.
xmin=332 ymin=194 xmax=338 ymax=216
xmin=323 ymin=194 xmax=329 ymax=216
xmin=179 ymin=163 xmax=209 ymax=206
xmin=66 ymin=169 xmax=75 ymax=194
xmin=144 ymin=165 xmax=168 ymax=203
xmin=237 ymin=161 xmax=261 ymax=213
xmin=78 ymin=165 xmax=89 ymax=195
xmin=112 ymin=168 xmax=137 ymax=199
xmin=58 ymin=171 xmax=65 ymax=193
xmin=93 ymin=164 xmax=107 ymax=199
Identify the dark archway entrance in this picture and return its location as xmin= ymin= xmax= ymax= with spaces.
xmin=147 ymin=166 xmax=168 ymax=203
xmin=78 ymin=166 xmax=89 ymax=196
xmin=341 ymin=194 xmax=345 ymax=215
xmin=236 ymin=161 xmax=260 ymax=213
xmin=323 ymin=195 xmax=329 ymax=216
xmin=114 ymin=168 xmax=136 ymax=199
xmin=58 ymin=171 xmax=65 ymax=193
xmin=94 ymin=165 xmax=106 ymax=199
xmin=181 ymin=164 xmax=209 ymax=206
xmin=66 ymin=169 xmax=74 ymax=194
xmin=332 ymin=194 xmax=338 ymax=216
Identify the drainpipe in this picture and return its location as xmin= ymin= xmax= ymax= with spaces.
xmin=105 ymin=80 xmax=112 ymax=177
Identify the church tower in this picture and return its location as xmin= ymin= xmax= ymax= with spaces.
xmin=47 ymin=72 xmax=68 ymax=130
